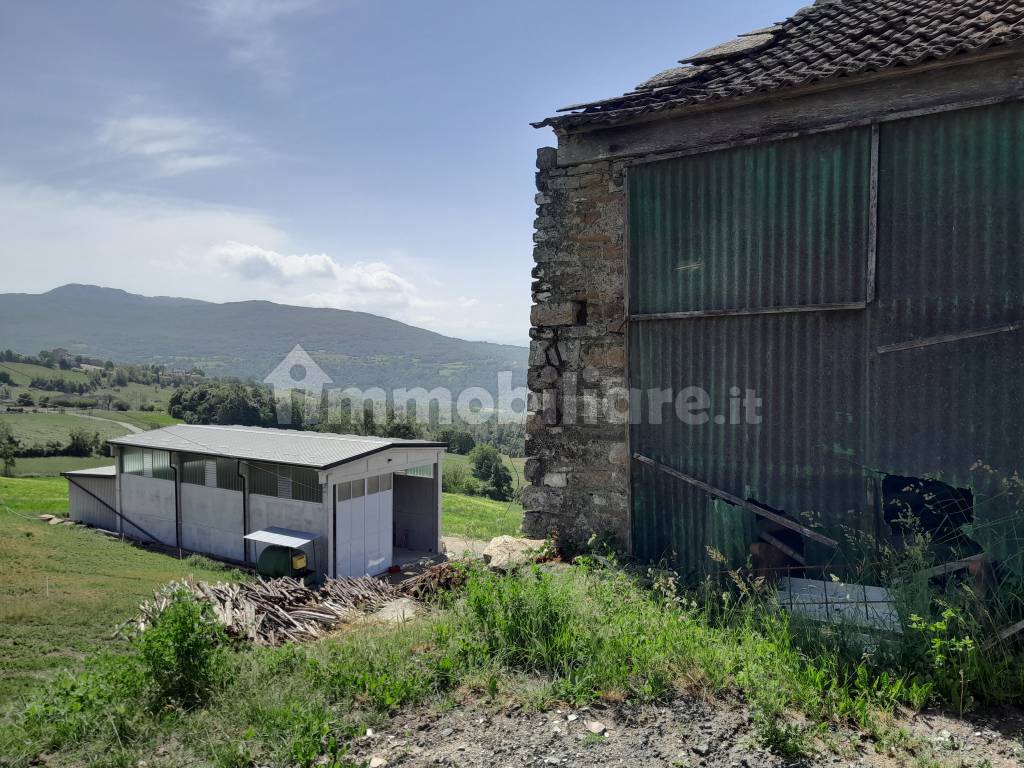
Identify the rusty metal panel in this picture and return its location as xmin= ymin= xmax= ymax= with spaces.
xmin=873 ymin=102 xmax=1024 ymax=570
xmin=628 ymin=127 xmax=873 ymax=316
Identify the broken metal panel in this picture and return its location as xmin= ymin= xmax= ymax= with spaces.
xmin=873 ymin=332 xmax=1024 ymax=567
xmin=628 ymin=126 xmax=872 ymax=316
xmin=629 ymin=455 xmax=757 ymax=571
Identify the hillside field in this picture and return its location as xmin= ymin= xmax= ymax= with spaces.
xmin=0 ymin=411 xmax=131 ymax=446
xmin=0 ymin=477 xmax=241 ymax=707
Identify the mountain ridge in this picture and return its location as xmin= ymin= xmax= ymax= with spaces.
xmin=0 ymin=285 xmax=527 ymax=394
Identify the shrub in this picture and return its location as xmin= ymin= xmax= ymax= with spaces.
xmin=20 ymin=653 xmax=146 ymax=751
xmin=135 ymin=589 xmax=228 ymax=709
xmin=442 ymin=461 xmax=469 ymax=493
xmin=307 ymin=624 xmax=446 ymax=712
xmin=450 ymin=565 xmax=678 ymax=703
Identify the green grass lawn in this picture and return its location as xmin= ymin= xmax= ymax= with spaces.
xmin=10 ymin=455 xmax=117 ymax=477
xmin=442 ymin=492 xmax=523 ymax=540
xmin=0 ymin=411 xmax=132 ymax=446
xmin=0 ymin=477 xmax=242 ymax=709
xmin=441 ymin=452 xmax=526 ymax=539
xmin=0 ymin=476 xmax=69 ymax=515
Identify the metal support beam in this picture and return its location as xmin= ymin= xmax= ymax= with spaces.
xmin=633 ymin=453 xmax=839 ymax=548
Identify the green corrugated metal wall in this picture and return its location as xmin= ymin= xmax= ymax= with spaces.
xmin=628 ymin=102 xmax=1024 ymax=574
xmin=629 ymin=127 xmax=872 ymax=315
xmin=874 ymin=103 xmax=1024 ymax=570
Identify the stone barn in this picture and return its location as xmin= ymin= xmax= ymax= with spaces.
xmin=525 ymin=0 xmax=1024 ymax=574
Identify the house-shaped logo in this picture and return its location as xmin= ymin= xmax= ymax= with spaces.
xmin=263 ymin=344 xmax=333 ymax=396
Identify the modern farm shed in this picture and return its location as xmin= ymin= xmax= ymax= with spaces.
xmin=524 ymin=0 xmax=1024 ymax=574
xmin=64 ymin=425 xmax=445 ymax=579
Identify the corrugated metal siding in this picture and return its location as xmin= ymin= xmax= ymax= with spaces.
xmin=628 ymin=127 xmax=874 ymax=571
xmin=630 ymin=312 xmax=870 ymax=570
xmin=67 ymin=475 xmax=117 ymax=530
xmin=629 ymin=127 xmax=872 ymax=315
xmin=628 ymin=102 xmax=1024 ymax=573
xmin=873 ymin=102 xmax=1024 ymax=568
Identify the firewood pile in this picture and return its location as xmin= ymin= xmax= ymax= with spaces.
xmin=136 ymin=575 xmax=402 ymax=646
xmin=396 ymin=562 xmax=466 ymax=601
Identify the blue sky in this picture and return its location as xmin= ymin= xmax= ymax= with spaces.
xmin=0 ymin=0 xmax=800 ymax=346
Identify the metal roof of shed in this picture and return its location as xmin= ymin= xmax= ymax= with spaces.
xmin=243 ymin=527 xmax=320 ymax=548
xmin=62 ymin=465 xmax=117 ymax=478
xmin=108 ymin=424 xmax=444 ymax=470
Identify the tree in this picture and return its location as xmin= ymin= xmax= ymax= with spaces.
xmin=168 ymin=382 xmax=276 ymax=427
xmin=0 ymin=371 xmax=13 ymax=386
xmin=16 ymin=392 xmax=34 ymax=407
xmin=383 ymin=416 xmax=419 ymax=440
xmin=468 ymin=444 xmax=514 ymax=501
xmin=486 ymin=461 xmax=514 ymax=502
xmin=361 ymin=401 xmax=377 ymax=436
xmin=434 ymin=427 xmax=476 ymax=454
xmin=469 ymin=444 xmax=502 ymax=481
xmin=0 ymin=422 xmax=19 ymax=476
xmin=67 ymin=427 xmax=100 ymax=457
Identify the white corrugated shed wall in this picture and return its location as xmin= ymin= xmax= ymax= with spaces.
xmin=67 ymin=474 xmax=117 ymax=531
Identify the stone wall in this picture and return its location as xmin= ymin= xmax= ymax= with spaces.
xmin=523 ymin=146 xmax=631 ymax=551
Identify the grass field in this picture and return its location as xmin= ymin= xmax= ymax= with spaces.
xmin=0 ymin=476 xmax=69 ymax=515
xmin=442 ymin=492 xmax=523 ymax=539
xmin=10 ymin=455 xmax=116 ymax=477
xmin=0 ymin=411 xmax=132 ymax=446
xmin=0 ymin=361 xmax=90 ymax=386
xmin=0 ymin=477 xmax=241 ymax=708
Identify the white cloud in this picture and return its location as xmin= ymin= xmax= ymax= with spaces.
xmin=97 ymin=114 xmax=246 ymax=177
xmin=212 ymin=241 xmax=338 ymax=280
xmin=215 ymin=240 xmax=421 ymax=310
xmin=0 ymin=180 xmax=527 ymax=345
xmin=197 ymin=0 xmax=323 ymax=90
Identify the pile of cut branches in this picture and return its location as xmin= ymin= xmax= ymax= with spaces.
xmin=133 ymin=563 xmax=464 ymax=645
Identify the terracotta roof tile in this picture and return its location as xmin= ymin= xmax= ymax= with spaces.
xmin=536 ymin=0 xmax=1024 ymax=130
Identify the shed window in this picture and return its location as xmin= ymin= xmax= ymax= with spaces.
xmin=121 ymin=447 xmax=173 ymax=481
xmin=399 ymin=464 xmax=434 ymax=479
xmin=249 ymin=462 xmax=322 ymax=503
xmin=336 ymin=481 xmax=351 ymax=502
xmin=181 ymin=454 xmax=243 ymax=491
xmin=336 ymin=473 xmax=391 ymax=501
xmin=277 ymin=466 xmax=293 ymax=499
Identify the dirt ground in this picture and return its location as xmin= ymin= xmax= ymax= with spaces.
xmin=346 ymin=697 xmax=1024 ymax=768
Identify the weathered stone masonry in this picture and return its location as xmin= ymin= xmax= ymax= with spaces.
xmin=522 ymin=146 xmax=631 ymax=550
